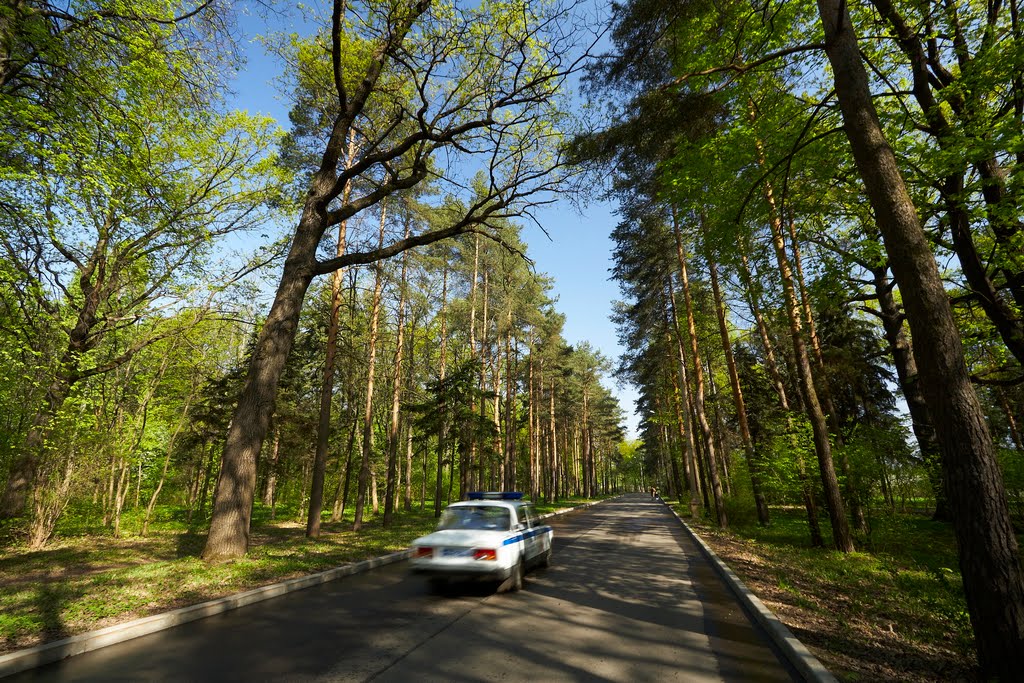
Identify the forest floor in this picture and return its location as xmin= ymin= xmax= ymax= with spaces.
xmin=686 ymin=506 xmax=978 ymax=682
xmin=1 ymin=500 xmax=979 ymax=681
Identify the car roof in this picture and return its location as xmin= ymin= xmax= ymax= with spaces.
xmin=446 ymin=499 xmax=526 ymax=508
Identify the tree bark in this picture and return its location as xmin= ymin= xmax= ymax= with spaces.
xmin=353 ymin=205 xmax=387 ymax=531
xmin=201 ymin=0 xmax=430 ymax=562
xmin=307 ymin=129 xmax=357 ymax=538
xmin=664 ymin=285 xmax=701 ymax=517
xmin=786 ymin=218 xmax=865 ymax=532
xmin=435 ymin=266 xmax=449 ymax=517
xmin=817 ymin=0 xmax=1024 ymax=674
xmin=759 ymin=152 xmax=852 ymax=551
xmin=706 ymin=238 xmax=769 ymax=524
xmin=383 ymin=227 xmax=410 ymax=528
xmin=868 ymin=263 xmax=945 ymax=519
xmin=671 ymin=217 xmax=727 ymax=527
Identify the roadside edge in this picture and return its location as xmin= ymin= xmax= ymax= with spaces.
xmin=665 ymin=503 xmax=839 ymax=683
xmin=0 ymin=497 xmax=610 ymax=678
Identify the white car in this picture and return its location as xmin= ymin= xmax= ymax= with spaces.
xmin=409 ymin=492 xmax=553 ymax=592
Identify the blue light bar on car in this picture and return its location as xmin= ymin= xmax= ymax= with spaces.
xmin=467 ymin=491 xmax=524 ymax=500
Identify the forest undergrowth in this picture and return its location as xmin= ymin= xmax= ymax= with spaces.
xmin=685 ymin=505 xmax=979 ymax=682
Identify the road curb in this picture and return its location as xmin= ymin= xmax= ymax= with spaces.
xmin=664 ymin=503 xmax=839 ymax=683
xmin=0 ymin=499 xmax=606 ymax=679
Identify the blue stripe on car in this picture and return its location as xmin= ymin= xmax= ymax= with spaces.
xmin=501 ymin=526 xmax=552 ymax=546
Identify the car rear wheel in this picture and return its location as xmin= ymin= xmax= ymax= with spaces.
xmin=499 ymin=557 xmax=524 ymax=593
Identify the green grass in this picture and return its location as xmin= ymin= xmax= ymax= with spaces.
xmin=0 ymin=495 xmax=603 ymax=654
xmin=679 ymin=504 xmax=977 ymax=681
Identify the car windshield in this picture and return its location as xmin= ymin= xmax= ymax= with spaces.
xmin=437 ymin=506 xmax=511 ymax=531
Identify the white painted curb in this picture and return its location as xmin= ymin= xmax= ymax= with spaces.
xmin=664 ymin=503 xmax=839 ymax=683
xmin=0 ymin=499 xmax=605 ymax=678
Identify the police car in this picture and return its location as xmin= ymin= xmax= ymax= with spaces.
xmin=409 ymin=492 xmax=553 ymax=592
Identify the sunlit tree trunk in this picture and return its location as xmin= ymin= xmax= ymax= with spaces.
xmin=383 ymin=226 xmax=410 ymax=527
xmin=759 ymin=159 xmax=852 ymax=551
xmin=663 ymin=291 xmax=699 ymax=515
xmin=307 ymin=130 xmax=357 ymax=538
xmin=435 ymin=266 xmax=449 ymax=517
xmin=739 ymin=246 xmax=822 ymax=546
xmin=353 ymin=205 xmax=388 ymax=531
xmin=549 ymin=379 xmax=557 ymax=501
xmin=786 ymin=218 xmax=865 ymax=532
xmin=671 ymin=216 xmax=727 ymax=527
xmin=503 ymin=323 xmax=516 ymax=491
xmin=528 ymin=339 xmax=538 ymax=500
xmin=404 ymin=317 xmax=417 ymax=511
xmin=705 ymin=239 xmax=768 ymax=524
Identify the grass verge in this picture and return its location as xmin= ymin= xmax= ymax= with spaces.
xmin=677 ymin=504 xmax=978 ymax=682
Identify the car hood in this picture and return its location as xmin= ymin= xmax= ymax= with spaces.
xmin=412 ymin=529 xmax=509 ymax=547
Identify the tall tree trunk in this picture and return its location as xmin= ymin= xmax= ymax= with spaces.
xmin=383 ymin=228 xmax=409 ymax=528
xmin=671 ymin=218 xmax=727 ymax=527
xmin=353 ymin=205 xmax=387 ymax=531
xmin=666 ymin=361 xmax=692 ymax=507
xmin=465 ymin=235 xmax=480 ymax=499
xmin=332 ymin=417 xmax=359 ymax=522
xmin=759 ymin=155 xmax=852 ymax=552
xmin=739 ymin=243 xmax=823 ymax=546
xmin=307 ymin=130 xmax=357 ymax=539
xmin=503 ymin=325 xmax=516 ymax=491
xmin=1 ymin=240 xmax=110 ymax=519
xmin=435 ymin=266 xmax=449 ymax=517
xmin=664 ymin=291 xmax=700 ymax=515
xmin=817 ymin=1 xmax=1024 ymax=674
xmin=549 ymin=379 xmax=557 ymax=501
xmin=787 ymin=218 xmax=866 ymax=532
xmin=404 ymin=316 xmax=417 ymax=511
xmin=202 ymin=0 xmax=431 ymax=561
xmin=868 ymin=263 xmax=945 ymax=520
xmin=528 ymin=340 xmax=538 ymax=500
xmin=706 ymin=240 xmax=769 ymax=524
xmin=202 ymin=193 xmax=323 ymax=560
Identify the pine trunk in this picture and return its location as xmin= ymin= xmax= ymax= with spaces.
xmin=761 ymin=157 xmax=852 ymax=552
xmin=353 ymin=205 xmax=387 ymax=531
xmin=671 ymin=219 xmax=727 ymax=527
xmin=706 ymin=245 xmax=768 ymax=524
xmin=817 ymin=0 xmax=1024 ymax=673
xmin=383 ymin=233 xmax=409 ymax=528
xmin=307 ymin=130 xmax=357 ymax=538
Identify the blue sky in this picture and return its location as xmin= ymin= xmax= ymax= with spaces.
xmin=228 ymin=5 xmax=642 ymax=439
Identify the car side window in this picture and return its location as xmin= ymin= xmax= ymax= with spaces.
xmin=520 ymin=506 xmax=534 ymax=528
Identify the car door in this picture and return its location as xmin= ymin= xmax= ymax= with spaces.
xmin=519 ymin=505 xmax=540 ymax=563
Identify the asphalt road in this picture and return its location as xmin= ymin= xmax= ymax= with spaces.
xmin=7 ymin=493 xmax=800 ymax=682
